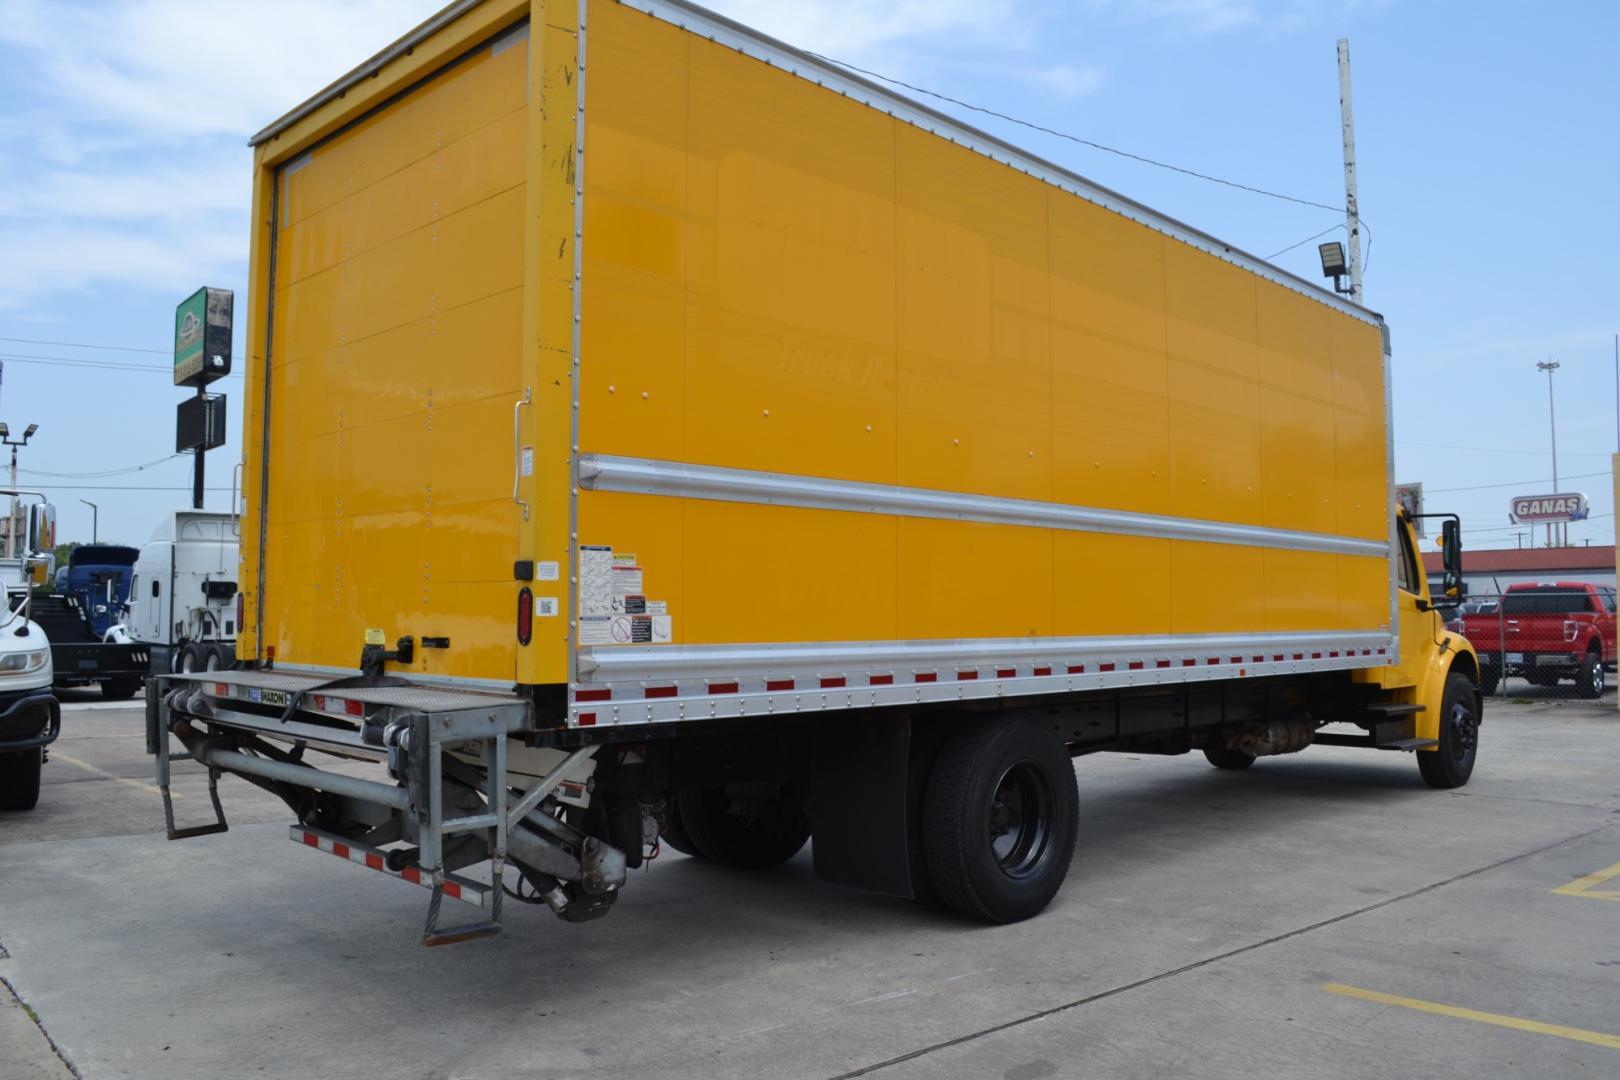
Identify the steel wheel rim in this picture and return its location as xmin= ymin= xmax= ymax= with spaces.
xmin=1449 ymin=698 xmax=1477 ymax=761
xmin=988 ymin=761 xmax=1054 ymax=879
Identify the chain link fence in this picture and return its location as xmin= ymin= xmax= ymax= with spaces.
xmin=1444 ymin=585 xmax=1617 ymax=701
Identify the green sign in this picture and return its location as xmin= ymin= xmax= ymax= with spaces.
xmin=173 ymin=286 xmax=233 ymax=387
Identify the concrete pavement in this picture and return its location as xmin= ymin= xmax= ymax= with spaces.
xmin=1 ymin=695 xmax=1617 ymax=1079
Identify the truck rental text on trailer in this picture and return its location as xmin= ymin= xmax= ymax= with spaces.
xmin=150 ymin=0 xmax=1483 ymax=944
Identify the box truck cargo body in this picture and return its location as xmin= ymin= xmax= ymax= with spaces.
xmin=152 ymin=0 xmax=1482 ymax=942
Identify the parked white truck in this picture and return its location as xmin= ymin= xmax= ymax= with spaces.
xmin=0 ymin=492 xmax=62 ymax=812
xmin=108 ymin=510 xmax=239 ymax=675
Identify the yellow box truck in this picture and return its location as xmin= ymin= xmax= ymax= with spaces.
xmin=151 ymin=0 xmax=1482 ymax=943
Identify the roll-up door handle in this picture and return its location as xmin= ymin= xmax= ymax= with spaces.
xmin=513 ymin=386 xmax=533 ymax=521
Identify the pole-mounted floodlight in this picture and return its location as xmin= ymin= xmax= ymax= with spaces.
xmin=0 ymin=424 xmax=9 ymax=439
xmin=23 ymin=424 xmax=38 ymax=438
xmin=1318 ymin=241 xmax=1350 ymax=295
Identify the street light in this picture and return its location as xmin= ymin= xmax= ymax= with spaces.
xmin=0 ymin=421 xmax=37 ymax=558
xmin=1536 ymin=359 xmax=1561 ymax=547
xmin=1318 ymin=241 xmax=1350 ymax=295
xmin=80 ymin=499 xmax=98 ymax=544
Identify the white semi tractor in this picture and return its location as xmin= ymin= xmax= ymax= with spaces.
xmin=108 ymin=510 xmax=238 ymax=674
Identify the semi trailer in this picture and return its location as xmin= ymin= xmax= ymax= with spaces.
xmin=150 ymin=0 xmax=1482 ymax=944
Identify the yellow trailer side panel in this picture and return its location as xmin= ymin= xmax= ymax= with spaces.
xmin=574 ymin=1 xmax=1388 ymax=659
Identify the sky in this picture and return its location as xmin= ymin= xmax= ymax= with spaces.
xmin=0 ymin=0 xmax=1616 ymax=553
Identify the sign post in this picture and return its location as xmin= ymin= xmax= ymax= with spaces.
xmin=173 ymin=288 xmax=233 ymax=510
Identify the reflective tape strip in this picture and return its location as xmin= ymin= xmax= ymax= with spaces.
xmin=290 ymin=826 xmax=485 ymax=907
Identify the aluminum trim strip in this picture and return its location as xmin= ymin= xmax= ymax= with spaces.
xmin=568 ymin=633 xmax=1396 ymax=727
xmin=617 ymin=0 xmax=1381 ymax=326
xmin=581 ymin=454 xmax=1389 ymax=558
xmin=579 ymin=629 xmax=1391 ymax=679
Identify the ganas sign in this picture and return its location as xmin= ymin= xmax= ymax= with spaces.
xmin=1509 ymin=492 xmax=1589 ymax=524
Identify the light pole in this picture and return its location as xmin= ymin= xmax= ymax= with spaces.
xmin=1536 ymin=359 xmax=1561 ymax=547
xmin=79 ymin=499 xmax=97 ymax=544
xmin=0 ymin=421 xmax=39 ymax=558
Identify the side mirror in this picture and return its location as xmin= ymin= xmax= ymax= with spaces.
xmin=1441 ymin=518 xmax=1463 ymax=600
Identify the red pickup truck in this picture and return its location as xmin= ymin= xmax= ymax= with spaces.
xmin=1463 ymin=581 xmax=1617 ymax=697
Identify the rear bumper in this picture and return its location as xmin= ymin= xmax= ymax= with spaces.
xmin=0 ymin=690 xmax=61 ymax=752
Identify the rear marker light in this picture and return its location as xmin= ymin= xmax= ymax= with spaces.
xmin=1033 ymin=667 xmax=1052 ymax=677
xmin=996 ymin=668 xmax=1016 ymax=679
xmin=1098 ymin=663 xmax=1115 ymax=672
xmin=868 ymin=675 xmax=894 ymax=686
xmin=820 ymin=677 xmax=846 ymax=689
xmin=578 ymin=712 xmax=598 ymax=726
xmin=915 ymin=672 xmax=937 ymax=683
xmin=1068 ymin=664 xmax=1085 ymax=674
xmin=766 ymin=679 xmax=795 ymax=691
xmin=957 ymin=671 xmax=979 ymax=680
xmin=646 ymin=686 xmax=678 ymax=699
xmin=575 ymin=688 xmax=611 ymax=702
xmin=344 ymin=699 xmax=365 ymax=718
xmin=236 ymin=592 xmax=245 ymax=640
xmin=214 ymin=682 xmax=230 ymax=696
xmin=1128 ymin=661 xmax=1144 ymax=671
xmin=517 ymin=588 xmax=533 ymax=646
xmin=709 ymin=682 xmax=739 ymax=695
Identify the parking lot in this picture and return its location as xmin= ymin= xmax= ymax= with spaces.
xmin=3 ymin=690 xmax=1618 ymax=1080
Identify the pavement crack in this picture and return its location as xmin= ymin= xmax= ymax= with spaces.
xmin=827 ymin=821 xmax=1613 ymax=1079
xmin=1 ymin=972 xmax=84 ymax=1079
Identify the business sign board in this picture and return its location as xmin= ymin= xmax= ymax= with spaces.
xmin=1395 ymin=482 xmax=1424 ymax=536
xmin=177 ymin=394 xmax=227 ymax=453
xmin=1509 ymin=492 xmax=1589 ymax=524
xmin=173 ymin=287 xmax=234 ymax=387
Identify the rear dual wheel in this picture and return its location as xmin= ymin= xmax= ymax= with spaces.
xmin=921 ymin=717 xmax=1079 ymax=924
xmin=673 ymin=784 xmax=810 ymax=868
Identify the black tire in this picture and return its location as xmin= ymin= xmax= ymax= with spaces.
xmin=1203 ymin=746 xmax=1256 ymax=770
xmin=100 ymin=678 xmax=141 ymax=701
xmin=0 ymin=749 xmax=43 ymax=812
xmin=922 ymin=717 xmax=1079 ymax=924
xmin=1576 ymin=649 xmax=1604 ymax=699
xmin=675 ymin=784 xmax=810 ymax=868
xmin=212 ymin=643 xmax=236 ymax=671
xmin=659 ymin=799 xmax=699 ymax=857
xmin=1478 ymin=666 xmax=1500 ymax=696
xmin=178 ymin=643 xmax=204 ymax=674
xmin=1418 ymin=671 xmax=1480 ymax=789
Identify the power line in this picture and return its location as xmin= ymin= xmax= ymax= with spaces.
xmin=1400 ymin=439 xmax=1614 ymax=459
xmin=1428 ymin=470 xmax=1611 ymax=494
xmin=0 ymin=335 xmax=168 ymax=355
xmin=19 ymin=454 xmax=185 ymax=479
xmin=1267 ymin=223 xmax=1343 ymax=261
xmin=0 ymin=351 xmax=242 ymax=378
xmin=810 ymin=50 xmax=1348 ymax=216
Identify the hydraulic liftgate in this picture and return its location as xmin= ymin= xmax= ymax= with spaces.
xmin=147 ymin=670 xmax=598 ymax=946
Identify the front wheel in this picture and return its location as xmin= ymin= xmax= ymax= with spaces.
xmin=0 ymin=749 xmax=43 ymax=811
xmin=1418 ymin=671 xmax=1479 ymax=789
xmin=1576 ymin=650 xmax=1604 ymax=699
xmin=923 ymin=717 xmax=1079 ymax=923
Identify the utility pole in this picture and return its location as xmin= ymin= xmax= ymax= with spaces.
xmin=1538 ymin=359 xmax=1561 ymax=547
xmin=1336 ymin=39 xmax=1364 ymax=304
xmin=80 ymin=499 xmax=97 ymax=544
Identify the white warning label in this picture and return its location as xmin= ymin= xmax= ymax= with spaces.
xmin=579 ymin=615 xmax=612 ymax=645
xmin=652 ymin=615 xmax=673 ymax=643
xmin=580 ymin=545 xmax=613 ymax=616
xmin=536 ymin=560 xmax=560 ymax=582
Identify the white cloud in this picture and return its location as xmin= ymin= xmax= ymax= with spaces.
xmin=1093 ymin=0 xmax=1261 ymax=33
xmin=0 ymin=0 xmax=1105 ymax=310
